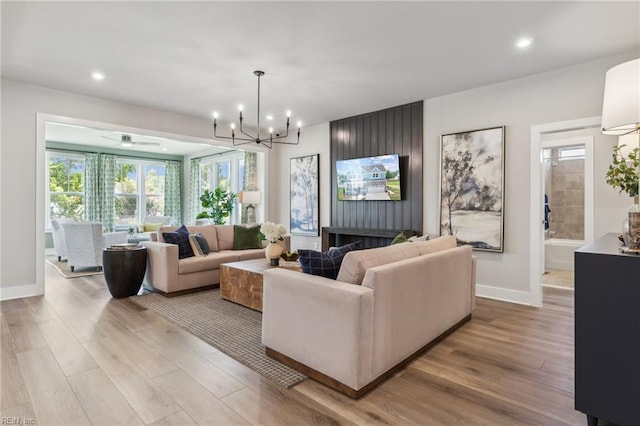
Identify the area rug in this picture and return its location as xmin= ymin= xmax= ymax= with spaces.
xmin=130 ymin=289 xmax=307 ymax=388
xmin=46 ymin=256 xmax=103 ymax=278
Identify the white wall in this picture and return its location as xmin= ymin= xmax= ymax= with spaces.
xmin=269 ymin=122 xmax=330 ymax=252
xmin=0 ymin=79 xmax=231 ymax=299
xmin=422 ymin=53 xmax=638 ymax=302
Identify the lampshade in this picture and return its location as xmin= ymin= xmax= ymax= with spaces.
xmin=601 ymin=58 xmax=640 ymax=135
xmin=239 ymin=191 xmax=261 ymax=205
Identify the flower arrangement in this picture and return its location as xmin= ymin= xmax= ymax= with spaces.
xmin=260 ymin=222 xmax=286 ymax=243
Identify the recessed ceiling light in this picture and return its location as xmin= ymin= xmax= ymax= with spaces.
xmin=91 ymin=71 xmax=106 ymax=81
xmin=162 ymin=147 xmax=168 ymax=151
xmin=515 ymin=37 xmax=534 ymax=49
xmin=121 ymin=142 xmax=132 ymax=147
xmin=266 ymin=114 xmax=274 ymax=121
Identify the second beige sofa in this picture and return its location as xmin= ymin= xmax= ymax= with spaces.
xmin=141 ymin=224 xmax=289 ymax=295
xmin=262 ymin=235 xmax=476 ymax=398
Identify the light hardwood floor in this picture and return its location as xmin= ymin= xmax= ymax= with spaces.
xmin=0 ymin=262 xmax=586 ymax=425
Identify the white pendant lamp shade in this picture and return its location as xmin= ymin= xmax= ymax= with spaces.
xmin=601 ymin=58 xmax=640 ymax=135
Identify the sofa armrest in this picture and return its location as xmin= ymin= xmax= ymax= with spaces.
xmin=139 ymin=241 xmax=179 ymax=293
xmin=262 ymin=269 xmax=374 ymax=390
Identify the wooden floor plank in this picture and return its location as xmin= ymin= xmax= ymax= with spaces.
xmin=16 ymin=347 xmax=90 ymax=425
xmin=67 ymin=367 xmax=145 ymax=425
xmin=153 ymin=369 xmax=250 ymax=425
xmin=138 ymin=326 xmax=245 ymax=398
xmin=37 ymin=318 xmax=98 ymax=376
xmin=83 ymin=338 xmax=181 ymax=424
xmin=0 ymin=335 xmax=30 ymax=409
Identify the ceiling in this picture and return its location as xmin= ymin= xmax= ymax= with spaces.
xmin=3 ymin=1 xmax=640 ymax=151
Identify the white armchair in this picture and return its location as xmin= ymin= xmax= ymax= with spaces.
xmin=50 ymin=218 xmax=75 ymax=261
xmin=63 ymin=222 xmax=128 ymax=272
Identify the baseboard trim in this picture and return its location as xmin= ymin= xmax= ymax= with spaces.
xmin=1 ymin=283 xmax=43 ymax=301
xmin=476 ymin=283 xmax=534 ymax=306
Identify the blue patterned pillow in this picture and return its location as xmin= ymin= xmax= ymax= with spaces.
xmin=298 ymin=241 xmax=361 ymax=279
xmin=163 ymin=225 xmax=194 ymax=259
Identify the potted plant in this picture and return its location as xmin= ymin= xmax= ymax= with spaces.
xmin=196 ymin=187 xmax=238 ymax=225
xmin=606 ymin=144 xmax=639 ymax=249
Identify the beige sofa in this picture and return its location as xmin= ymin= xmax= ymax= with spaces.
xmin=262 ymin=235 xmax=476 ymax=398
xmin=141 ymin=224 xmax=289 ymax=295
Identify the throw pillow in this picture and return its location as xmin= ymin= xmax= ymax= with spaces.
xmin=143 ymin=222 xmax=163 ymax=232
xmin=298 ymin=241 xmax=362 ymax=280
xmin=408 ymin=234 xmax=429 ymax=242
xmin=193 ymin=233 xmax=210 ymax=254
xmin=188 ymin=232 xmax=210 ymax=257
xmin=391 ymin=232 xmax=408 ymax=244
xmin=232 ymin=224 xmax=262 ymax=250
xmin=162 ymin=225 xmax=194 ymax=259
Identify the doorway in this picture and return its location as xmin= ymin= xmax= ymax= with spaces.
xmin=529 ymin=117 xmax=599 ymax=306
xmin=541 ymin=137 xmax=593 ymax=289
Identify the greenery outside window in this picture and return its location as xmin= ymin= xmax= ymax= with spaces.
xmin=46 ymin=152 xmax=86 ymax=226
xmin=115 ymin=160 xmax=166 ymax=228
xmin=198 ymin=153 xmax=243 ymax=224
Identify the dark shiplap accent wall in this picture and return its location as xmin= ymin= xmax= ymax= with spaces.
xmin=330 ymin=101 xmax=423 ymax=235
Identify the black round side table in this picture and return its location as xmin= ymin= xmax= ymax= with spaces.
xmin=103 ymin=246 xmax=147 ymax=298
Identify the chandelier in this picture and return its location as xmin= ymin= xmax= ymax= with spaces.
xmin=213 ymin=70 xmax=301 ymax=149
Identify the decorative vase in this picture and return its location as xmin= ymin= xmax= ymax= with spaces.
xmin=626 ymin=197 xmax=640 ymax=250
xmin=265 ymin=242 xmax=283 ymax=264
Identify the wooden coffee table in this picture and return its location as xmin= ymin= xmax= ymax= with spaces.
xmin=219 ymin=258 xmax=301 ymax=312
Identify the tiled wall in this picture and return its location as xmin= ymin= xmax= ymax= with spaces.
xmin=545 ymin=150 xmax=585 ymax=240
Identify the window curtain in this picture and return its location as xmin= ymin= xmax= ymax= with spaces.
xmin=241 ymin=152 xmax=258 ymax=223
xmin=84 ymin=152 xmax=100 ymax=222
xmin=99 ymin=154 xmax=117 ymax=232
xmin=187 ymin=158 xmax=201 ymax=225
xmin=164 ymin=160 xmax=182 ymax=225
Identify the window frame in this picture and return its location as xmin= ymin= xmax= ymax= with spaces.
xmin=114 ymin=158 xmax=166 ymax=229
xmin=45 ymin=151 xmax=87 ymax=230
xmin=198 ymin=152 xmax=245 ymax=225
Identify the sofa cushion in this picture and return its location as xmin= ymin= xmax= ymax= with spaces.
xmin=233 ymin=225 xmax=262 ymax=250
xmin=216 ymin=225 xmax=234 ymax=251
xmin=162 ymin=225 xmax=194 ymax=259
xmin=299 ymin=241 xmax=361 ymax=280
xmin=178 ymin=252 xmax=240 ymax=274
xmin=413 ymin=235 xmax=457 ymax=256
xmin=337 ymin=242 xmax=420 ymax=285
xmin=234 ymin=248 xmax=267 ymax=261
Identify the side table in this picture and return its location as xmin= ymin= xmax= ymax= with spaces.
xmin=103 ymin=246 xmax=148 ymax=298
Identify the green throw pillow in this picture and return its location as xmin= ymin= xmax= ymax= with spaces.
xmin=232 ymin=225 xmax=262 ymax=250
xmin=391 ymin=232 xmax=408 ymax=245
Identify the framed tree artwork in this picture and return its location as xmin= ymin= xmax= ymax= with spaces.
xmin=290 ymin=154 xmax=319 ymax=236
xmin=439 ymin=126 xmax=505 ymax=252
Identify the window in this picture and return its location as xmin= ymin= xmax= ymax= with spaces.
xmin=559 ymin=146 xmax=585 ymax=160
xmin=46 ymin=152 xmax=86 ymax=225
xmin=199 ymin=153 xmax=244 ymax=224
xmin=114 ymin=159 xmax=166 ymax=228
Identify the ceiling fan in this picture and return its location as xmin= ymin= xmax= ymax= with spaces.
xmin=101 ymin=134 xmax=160 ymax=147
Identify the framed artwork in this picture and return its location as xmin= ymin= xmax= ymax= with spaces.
xmin=290 ymin=154 xmax=319 ymax=236
xmin=439 ymin=126 xmax=505 ymax=252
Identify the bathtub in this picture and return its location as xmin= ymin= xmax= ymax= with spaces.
xmin=545 ymin=238 xmax=584 ymax=271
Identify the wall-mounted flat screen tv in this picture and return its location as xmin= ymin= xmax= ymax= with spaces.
xmin=337 ymin=153 xmax=401 ymax=201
